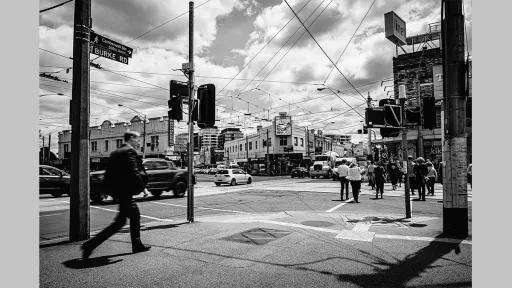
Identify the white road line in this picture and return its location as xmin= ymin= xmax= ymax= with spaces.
xmin=151 ymin=201 xmax=250 ymax=214
xmin=259 ymin=220 xmax=342 ymax=234
xmin=53 ymin=200 xmax=174 ymax=222
xmin=325 ymin=198 xmax=354 ymax=212
xmin=374 ymin=234 xmax=472 ymax=245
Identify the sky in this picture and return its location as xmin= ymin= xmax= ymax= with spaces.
xmin=39 ymin=0 xmax=472 ymax=152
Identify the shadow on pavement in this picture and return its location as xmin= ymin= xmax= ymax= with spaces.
xmin=62 ymin=252 xmax=131 ymax=269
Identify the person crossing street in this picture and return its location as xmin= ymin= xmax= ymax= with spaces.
xmin=337 ymin=159 xmax=350 ymax=200
xmin=81 ymin=131 xmax=151 ymax=261
xmin=348 ymin=162 xmax=363 ymax=203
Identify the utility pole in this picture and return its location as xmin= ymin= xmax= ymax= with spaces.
xmin=400 ymin=98 xmax=412 ymax=218
xmin=187 ymin=1 xmax=195 ymax=223
xmin=367 ymin=92 xmax=372 ymax=157
xmin=442 ymin=0 xmax=468 ymax=237
xmin=48 ymin=133 xmax=52 ymax=164
xmin=70 ymin=0 xmax=91 ymax=241
xmin=142 ymin=115 xmax=146 ymax=158
xmin=168 ymin=116 xmax=174 ymax=150
xmin=42 ymin=136 xmax=45 ymax=164
xmin=416 ymin=78 xmax=424 ymax=158
xmin=266 ymin=129 xmax=270 ymax=174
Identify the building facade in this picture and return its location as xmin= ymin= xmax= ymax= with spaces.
xmin=58 ymin=115 xmax=173 ymax=169
xmin=218 ymin=128 xmax=244 ymax=151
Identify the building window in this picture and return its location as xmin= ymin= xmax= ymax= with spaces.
xmin=116 ymin=139 xmax=123 ymax=148
xmin=91 ymin=141 xmax=97 ymax=152
xmin=64 ymin=144 xmax=69 ymax=153
xmin=268 ymin=138 xmax=272 ymax=147
xmin=239 ymin=144 xmax=242 ymax=151
xmin=300 ymin=138 xmax=304 ymax=147
xmin=255 ymin=141 xmax=258 ymax=149
xmin=280 ymin=136 xmax=287 ymax=146
xmin=245 ymin=142 xmax=247 ymax=151
xmin=105 ymin=140 xmax=109 ymax=152
xmin=249 ymin=142 xmax=252 ymax=150
xmin=150 ymin=135 xmax=159 ymax=152
xmin=294 ymin=137 xmax=298 ymax=146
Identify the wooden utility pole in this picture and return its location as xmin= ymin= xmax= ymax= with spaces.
xmin=187 ymin=1 xmax=195 ymax=222
xmin=70 ymin=0 xmax=91 ymax=241
xmin=400 ymin=99 xmax=412 ymax=218
xmin=442 ymin=0 xmax=468 ymax=237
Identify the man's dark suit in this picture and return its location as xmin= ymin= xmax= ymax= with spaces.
xmin=83 ymin=143 xmax=146 ymax=252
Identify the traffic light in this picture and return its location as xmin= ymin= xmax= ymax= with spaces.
xmin=384 ymin=105 xmax=401 ymax=127
xmin=422 ymin=97 xmax=436 ymax=129
xmin=365 ymin=108 xmax=386 ymax=127
xmin=169 ymin=80 xmax=188 ymax=121
xmin=168 ymin=95 xmax=183 ymax=121
xmin=197 ymin=84 xmax=215 ymax=128
xmin=405 ymin=106 xmax=420 ymax=125
xmin=380 ymin=127 xmax=400 ymax=138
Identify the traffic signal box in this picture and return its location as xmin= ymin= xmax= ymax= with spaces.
xmin=422 ymin=97 xmax=436 ymax=129
xmin=168 ymin=80 xmax=187 ymax=121
xmin=197 ymin=84 xmax=215 ymax=128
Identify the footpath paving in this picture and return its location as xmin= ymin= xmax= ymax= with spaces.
xmin=40 ymin=181 xmax=472 ymax=288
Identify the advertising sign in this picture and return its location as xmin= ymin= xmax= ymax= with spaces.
xmin=275 ymin=116 xmax=292 ymax=136
xmin=384 ymin=11 xmax=407 ymax=46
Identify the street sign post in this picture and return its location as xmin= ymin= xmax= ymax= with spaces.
xmin=90 ymin=44 xmax=129 ymax=64
xmin=90 ymin=31 xmax=133 ymax=57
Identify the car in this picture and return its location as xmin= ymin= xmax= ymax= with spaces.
xmin=39 ymin=165 xmax=70 ymax=197
xmin=90 ymin=158 xmax=193 ymax=203
xmin=208 ymin=168 xmax=218 ymax=175
xmin=291 ymin=167 xmax=309 ymax=178
xmin=214 ymin=169 xmax=253 ymax=186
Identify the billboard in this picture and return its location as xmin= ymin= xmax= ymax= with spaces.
xmin=275 ymin=116 xmax=292 ymax=136
xmin=384 ymin=11 xmax=407 ymax=46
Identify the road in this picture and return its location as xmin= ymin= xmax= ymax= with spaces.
xmin=39 ymin=176 xmax=472 ymax=243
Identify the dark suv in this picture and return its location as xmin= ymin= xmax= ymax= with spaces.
xmin=39 ymin=165 xmax=70 ymax=197
xmin=291 ymin=167 xmax=309 ymax=178
xmin=90 ymin=158 xmax=192 ymax=203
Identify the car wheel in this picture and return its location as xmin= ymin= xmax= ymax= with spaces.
xmin=247 ymin=177 xmax=252 ymax=184
xmin=215 ymin=183 xmax=221 ymax=186
xmin=173 ymin=181 xmax=187 ymax=198
xmin=230 ymin=179 xmax=236 ymax=186
xmin=151 ymin=190 xmax=163 ymax=198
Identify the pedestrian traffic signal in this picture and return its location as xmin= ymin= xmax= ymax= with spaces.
xmin=405 ymin=106 xmax=420 ymax=125
xmin=365 ymin=108 xmax=386 ymax=128
xmin=422 ymin=97 xmax=436 ymax=129
xmin=168 ymin=95 xmax=183 ymax=121
xmin=197 ymin=84 xmax=215 ymax=128
xmin=191 ymin=99 xmax=198 ymax=122
xmin=384 ymin=105 xmax=401 ymax=127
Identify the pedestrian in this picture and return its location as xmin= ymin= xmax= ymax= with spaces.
xmin=413 ymin=157 xmax=428 ymax=201
xmin=397 ymin=161 xmax=404 ymax=187
xmin=467 ymin=163 xmax=472 ymax=189
xmin=373 ymin=162 xmax=386 ymax=199
xmin=426 ymin=162 xmax=438 ymax=196
xmin=389 ymin=163 xmax=400 ymax=190
xmin=367 ymin=161 xmax=375 ymax=190
xmin=407 ymin=156 xmax=416 ymax=195
xmin=81 ymin=131 xmax=151 ymax=261
xmin=348 ymin=162 xmax=363 ymax=203
xmin=337 ymin=159 xmax=350 ymax=200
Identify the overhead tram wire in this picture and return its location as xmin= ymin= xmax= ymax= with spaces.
xmin=40 ymin=0 xmax=73 ymax=13
xmin=215 ymin=0 xmax=315 ymax=98
xmin=323 ymin=0 xmax=376 ymax=85
xmin=283 ymin=0 xmax=367 ymax=101
xmin=249 ymin=0 xmax=334 ymax=94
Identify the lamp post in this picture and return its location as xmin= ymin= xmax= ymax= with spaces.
xmin=118 ymin=104 xmax=146 ymax=158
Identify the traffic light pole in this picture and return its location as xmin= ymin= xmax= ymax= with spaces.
xmin=442 ymin=0 xmax=468 ymax=237
xmin=367 ymin=93 xmax=372 ymax=157
xmin=401 ymin=99 xmax=412 ymax=218
xmin=187 ymin=1 xmax=195 ymax=223
xmin=70 ymin=0 xmax=91 ymax=241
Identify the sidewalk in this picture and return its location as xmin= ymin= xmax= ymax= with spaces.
xmin=40 ymin=199 xmax=472 ymax=288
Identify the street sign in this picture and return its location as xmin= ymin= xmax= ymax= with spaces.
xmin=90 ymin=44 xmax=129 ymax=64
xmin=90 ymin=31 xmax=133 ymax=57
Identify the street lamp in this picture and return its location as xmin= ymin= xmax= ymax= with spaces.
xmin=118 ymin=103 xmax=147 ymax=158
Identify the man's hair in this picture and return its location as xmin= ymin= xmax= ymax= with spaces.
xmin=124 ymin=130 xmax=140 ymax=142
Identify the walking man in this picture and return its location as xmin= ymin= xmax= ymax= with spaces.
xmin=407 ymin=156 xmax=416 ymax=195
xmin=367 ymin=161 xmax=375 ymax=190
xmin=348 ymin=162 xmax=363 ymax=203
xmin=426 ymin=162 xmax=438 ymax=196
xmin=374 ymin=162 xmax=386 ymax=199
xmin=414 ymin=157 xmax=428 ymax=201
xmin=337 ymin=159 xmax=350 ymax=200
xmin=81 ymin=131 xmax=151 ymax=260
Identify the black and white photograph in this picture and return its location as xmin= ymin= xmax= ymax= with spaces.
xmin=3 ymin=0 xmax=496 ymax=286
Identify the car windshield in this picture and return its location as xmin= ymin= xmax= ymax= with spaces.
xmin=217 ymin=170 xmax=229 ymax=174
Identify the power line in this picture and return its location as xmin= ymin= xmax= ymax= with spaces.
xmin=241 ymin=0 xmax=331 ymax=93
xmin=323 ymin=0 xmax=376 ymax=85
xmin=40 ymin=0 xmax=74 ymax=13
xmin=215 ymin=0 xmax=314 ymax=98
xmin=283 ymin=0 xmax=366 ymax=101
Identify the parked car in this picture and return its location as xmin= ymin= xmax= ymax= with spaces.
xmin=90 ymin=158 xmax=193 ymax=203
xmin=208 ymin=168 xmax=218 ymax=175
xmin=291 ymin=167 xmax=309 ymax=178
xmin=214 ymin=169 xmax=253 ymax=186
xmin=39 ymin=165 xmax=70 ymax=197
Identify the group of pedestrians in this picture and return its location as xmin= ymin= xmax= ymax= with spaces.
xmin=336 ymin=159 xmax=363 ymax=203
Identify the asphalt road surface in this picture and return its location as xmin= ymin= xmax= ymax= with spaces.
xmin=40 ymin=177 xmax=472 ymax=243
